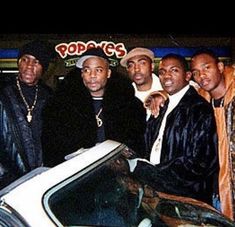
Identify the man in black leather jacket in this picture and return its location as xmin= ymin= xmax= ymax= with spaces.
xmin=0 ymin=40 xmax=54 ymax=189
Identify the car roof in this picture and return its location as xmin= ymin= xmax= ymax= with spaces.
xmin=0 ymin=140 xmax=122 ymax=227
xmin=0 ymin=167 xmax=49 ymax=197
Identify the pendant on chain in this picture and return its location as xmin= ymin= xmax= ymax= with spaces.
xmin=95 ymin=108 xmax=103 ymax=127
xmin=27 ymin=111 xmax=32 ymax=123
xmin=96 ymin=115 xmax=103 ymax=127
xmin=16 ymin=77 xmax=38 ymax=124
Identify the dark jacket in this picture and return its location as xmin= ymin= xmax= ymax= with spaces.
xmin=134 ymin=86 xmax=219 ymax=204
xmin=42 ymin=69 xmax=146 ymax=167
xmin=0 ymin=76 xmax=53 ymax=189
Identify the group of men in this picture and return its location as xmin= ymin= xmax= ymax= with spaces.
xmin=0 ymin=40 xmax=234 ymax=221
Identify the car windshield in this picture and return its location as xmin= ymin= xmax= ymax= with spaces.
xmin=43 ymin=145 xmax=234 ymax=227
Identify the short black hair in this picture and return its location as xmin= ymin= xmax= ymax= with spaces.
xmin=161 ymin=53 xmax=189 ymax=71
xmin=191 ymin=48 xmax=219 ymax=63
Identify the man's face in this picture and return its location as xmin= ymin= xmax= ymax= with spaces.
xmin=126 ymin=55 xmax=154 ymax=88
xmin=158 ymin=57 xmax=191 ymax=95
xmin=191 ymin=54 xmax=224 ymax=93
xmin=18 ymin=54 xmax=43 ymax=86
xmin=81 ymin=56 xmax=111 ymax=97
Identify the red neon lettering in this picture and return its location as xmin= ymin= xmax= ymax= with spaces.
xmin=55 ymin=44 xmax=68 ymax=58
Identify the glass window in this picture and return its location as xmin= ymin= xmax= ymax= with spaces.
xmin=43 ymin=145 xmax=235 ymax=227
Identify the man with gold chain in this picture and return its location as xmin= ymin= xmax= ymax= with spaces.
xmin=42 ymin=47 xmax=146 ymax=167
xmin=0 ymin=40 xmax=54 ymax=189
xmin=190 ymin=49 xmax=235 ymax=221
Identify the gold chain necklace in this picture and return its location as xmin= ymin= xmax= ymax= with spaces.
xmin=16 ymin=77 xmax=39 ymax=123
xmin=96 ymin=108 xmax=103 ymax=127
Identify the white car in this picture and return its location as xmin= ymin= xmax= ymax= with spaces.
xmin=0 ymin=140 xmax=234 ymax=227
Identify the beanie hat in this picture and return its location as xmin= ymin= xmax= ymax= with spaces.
xmin=18 ymin=40 xmax=52 ymax=71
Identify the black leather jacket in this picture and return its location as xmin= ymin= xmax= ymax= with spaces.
xmin=138 ymin=86 xmax=219 ymax=204
xmin=0 ymin=76 xmax=53 ymax=189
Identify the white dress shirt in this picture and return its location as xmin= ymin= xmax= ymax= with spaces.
xmin=150 ymin=85 xmax=190 ymax=164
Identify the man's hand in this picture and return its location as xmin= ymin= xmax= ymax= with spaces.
xmin=144 ymin=91 xmax=168 ymax=118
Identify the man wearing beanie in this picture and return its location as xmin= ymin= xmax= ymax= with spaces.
xmin=0 ymin=40 xmax=54 ymax=189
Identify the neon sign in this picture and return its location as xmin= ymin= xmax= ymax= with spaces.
xmin=55 ymin=40 xmax=127 ymax=59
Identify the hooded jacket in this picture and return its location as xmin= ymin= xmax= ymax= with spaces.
xmin=198 ymin=66 xmax=235 ymax=220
